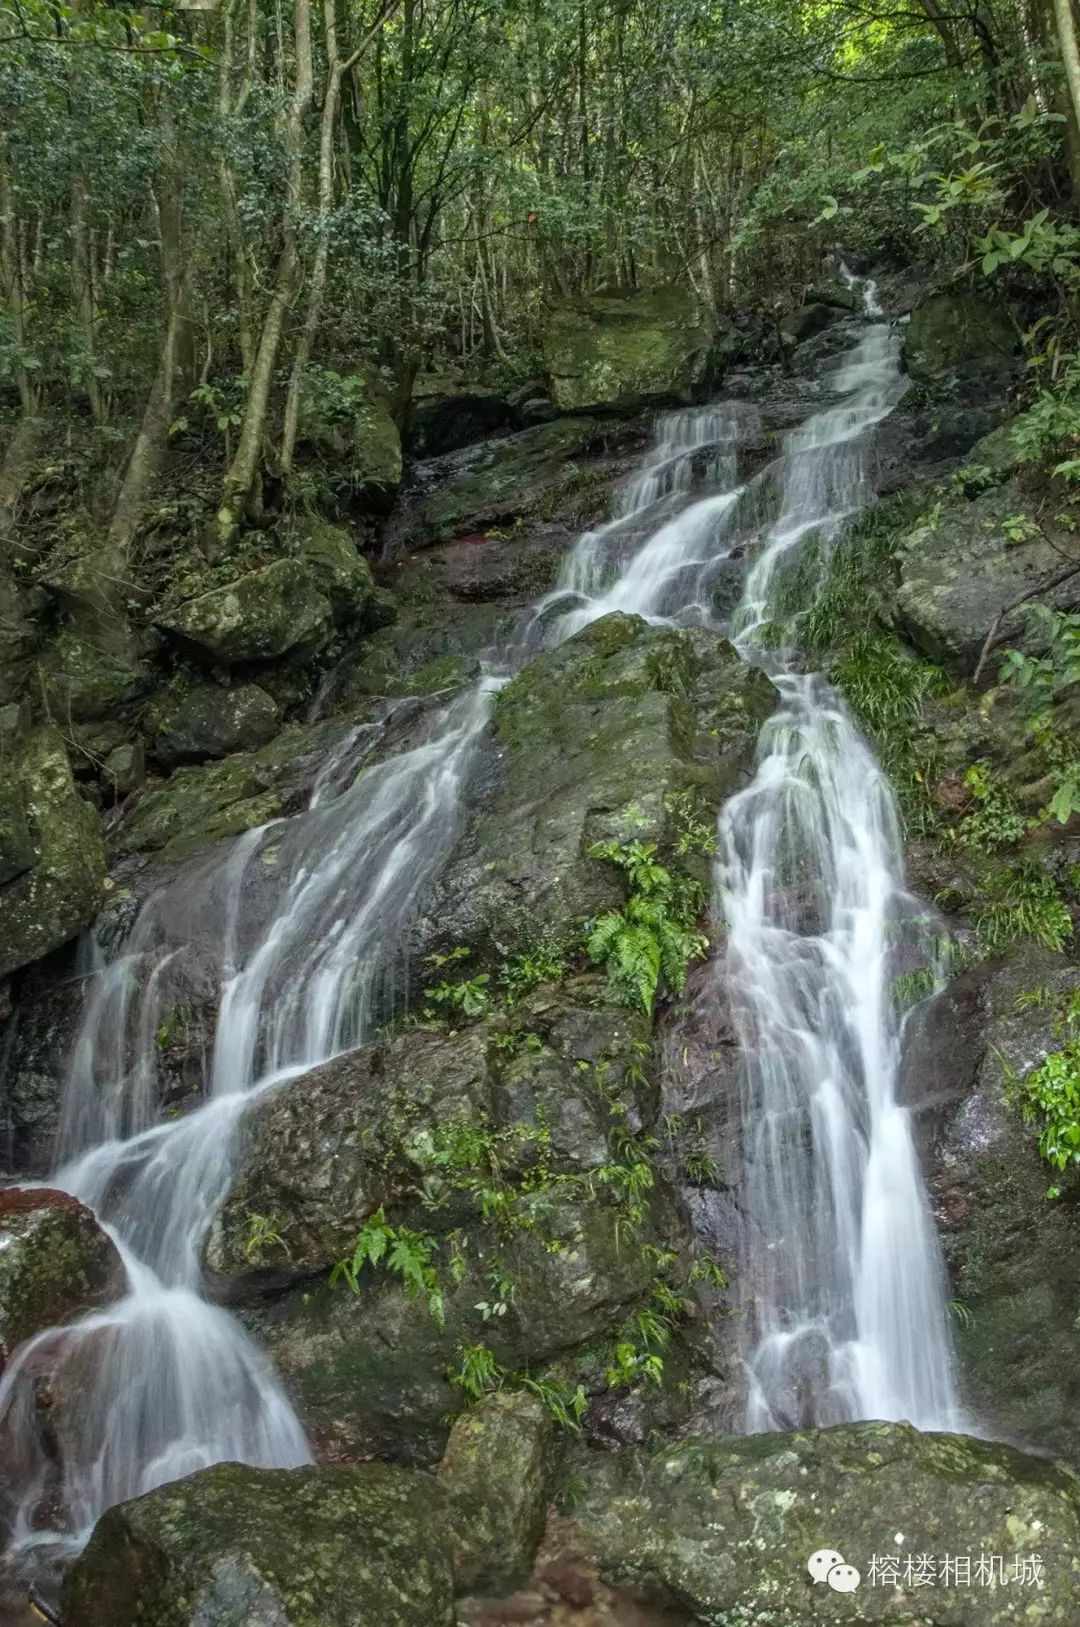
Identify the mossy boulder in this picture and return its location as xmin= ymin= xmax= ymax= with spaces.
xmin=417 ymin=613 xmax=776 ymax=965
xmin=61 ymin=1461 xmax=455 ymax=1627
xmin=296 ymin=369 xmax=403 ymax=508
xmin=149 ymin=679 xmax=281 ymax=768
xmin=0 ymin=725 xmax=106 ymax=978
xmin=209 ymin=978 xmax=650 ymax=1285
xmin=894 ymin=479 xmax=1080 ymax=674
xmin=287 ymin=516 xmax=386 ymax=626
xmin=398 ymin=417 xmax=630 ymax=547
xmin=116 ymin=710 xmax=376 ymax=861
xmin=902 ymin=292 xmax=1019 ymax=384
xmin=437 ymin=1389 xmax=558 ymax=1593
xmin=565 ymin=1421 xmax=1080 ymax=1624
xmin=156 ymin=557 xmax=333 ymax=666
xmin=36 ymin=540 xmax=150 ymax=721
xmin=0 ymin=1188 xmax=124 ymax=1370
xmin=543 ymin=288 xmax=714 ymax=411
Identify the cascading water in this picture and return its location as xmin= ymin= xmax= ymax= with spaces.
xmin=0 ymin=686 xmax=491 ymax=1581
xmin=718 ymin=314 xmax=960 ymax=1433
xmin=1 ymin=278 xmax=959 ymax=1594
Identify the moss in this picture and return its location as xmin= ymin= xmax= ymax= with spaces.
xmin=543 ymin=287 xmax=715 ymax=411
xmin=0 ymin=725 xmax=106 ymax=979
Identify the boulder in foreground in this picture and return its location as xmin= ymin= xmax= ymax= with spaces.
xmin=62 ymin=1461 xmax=456 ymax=1627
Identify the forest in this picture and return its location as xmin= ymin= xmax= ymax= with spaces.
xmin=6 ymin=0 xmax=1080 ymax=1622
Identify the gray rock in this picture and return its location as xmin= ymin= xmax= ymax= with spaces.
xmin=0 ymin=726 xmax=105 ymax=979
xmin=151 ymin=680 xmax=281 ymax=768
xmin=894 ymin=480 xmax=1080 ymax=673
xmin=437 ymin=1389 xmax=558 ymax=1592
xmin=156 ymin=558 xmax=333 ymax=666
xmin=543 ymin=288 xmax=716 ymax=411
xmin=903 ymin=292 xmax=1019 ymax=383
xmin=0 ymin=1187 xmax=124 ymax=1370
xmin=566 ymin=1421 xmax=1080 ymax=1624
xmin=62 ymin=1461 xmax=456 ymax=1627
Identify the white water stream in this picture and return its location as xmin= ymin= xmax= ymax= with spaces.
xmin=0 ymin=281 xmax=958 ymax=1588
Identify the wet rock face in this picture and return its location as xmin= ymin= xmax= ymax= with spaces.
xmin=61 ymin=1461 xmax=456 ymax=1627
xmin=0 ymin=1188 xmax=124 ymax=1371
xmin=564 ymin=1421 xmax=1080 ymax=1625
xmin=390 ymin=416 xmax=643 ymax=549
xmin=217 ymin=980 xmax=682 ymax=1462
xmin=0 ymin=725 xmax=105 ymax=981
xmin=417 ymin=613 xmax=776 ymax=969
xmin=905 ymin=950 xmax=1080 ymax=1461
xmin=542 ymin=288 xmax=716 ymax=412
xmin=894 ymin=479 xmax=1080 ymax=674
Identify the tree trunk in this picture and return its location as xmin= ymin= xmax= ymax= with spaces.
xmin=221 ymin=0 xmax=314 ymax=531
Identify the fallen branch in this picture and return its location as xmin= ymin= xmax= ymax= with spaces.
xmin=972 ymin=558 xmax=1080 ymax=685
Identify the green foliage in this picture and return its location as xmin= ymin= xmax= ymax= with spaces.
xmin=499 ymin=941 xmax=568 ymax=999
xmin=953 ymin=761 xmax=1029 ymax=852
xmin=1000 ymin=607 xmax=1080 ymax=826
xmin=331 ymin=1207 xmax=445 ymax=1330
xmin=423 ymin=948 xmax=491 ymax=1023
xmin=244 ymin=1212 xmax=289 ymax=1266
xmin=585 ymin=840 xmax=708 ymax=1014
xmin=447 ymin=1343 xmax=587 ymax=1431
xmin=973 ymin=861 xmax=1073 ymax=955
xmin=1017 ymin=1031 xmax=1080 ymax=1181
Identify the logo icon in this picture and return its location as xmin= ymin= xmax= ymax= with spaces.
xmin=807 ymin=1548 xmax=862 ymax=1593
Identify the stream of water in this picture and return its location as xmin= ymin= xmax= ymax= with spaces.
xmin=0 ymin=281 xmax=959 ymax=1589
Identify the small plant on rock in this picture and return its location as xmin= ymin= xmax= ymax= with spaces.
xmin=584 ymin=839 xmax=707 ymax=1014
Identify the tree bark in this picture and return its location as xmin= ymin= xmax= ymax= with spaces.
xmin=221 ymin=0 xmax=314 ymax=530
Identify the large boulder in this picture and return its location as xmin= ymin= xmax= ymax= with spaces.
xmin=418 ymin=613 xmax=776 ymax=965
xmin=217 ymin=980 xmax=668 ymax=1460
xmin=565 ymin=1421 xmax=1080 ymax=1624
xmin=149 ymin=679 xmax=281 ymax=768
xmin=0 ymin=1188 xmax=124 ymax=1370
xmin=156 ymin=557 xmax=333 ymax=666
xmin=543 ymin=289 xmax=714 ymax=412
xmin=396 ymin=416 xmax=634 ymax=548
xmin=62 ymin=1461 xmax=456 ymax=1627
xmin=0 ymin=724 xmax=105 ymax=979
xmin=894 ymin=479 xmax=1080 ymax=674
xmin=904 ymin=948 xmax=1080 ymax=1462
xmin=115 ymin=708 xmax=379 ymax=860
xmin=35 ymin=541 xmax=150 ymax=722
xmin=903 ymin=292 xmax=1019 ymax=384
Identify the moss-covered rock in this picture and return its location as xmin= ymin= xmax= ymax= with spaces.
xmin=399 ymin=417 xmax=630 ymax=547
xmin=296 ymin=370 xmax=403 ymax=508
xmin=156 ymin=557 xmax=333 ymax=666
xmin=0 ymin=1188 xmax=124 ymax=1369
xmin=417 ymin=613 xmax=776 ymax=965
xmin=286 ymin=516 xmax=383 ymax=626
xmin=116 ymin=710 xmax=376 ymax=860
xmin=149 ymin=679 xmax=281 ymax=768
xmin=894 ymin=479 xmax=1080 ymax=673
xmin=902 ymin=292 xmax=1019 ymax=383
xmin=566 ymin=1421 xmax=1080 ymax=1624
xmin=210 ymin=978 xmax=651 ymax=1283
xmin=61 ymin=1461 xmax=455 ymax=1627
xmin=543 ymin=289 xmax=714 ymax=411
xmin=0 ymin=725 xmax=106 ymax=978
xmin=437 ymin=1389 xmax=558 ymax=1593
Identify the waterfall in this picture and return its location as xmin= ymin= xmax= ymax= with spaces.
xmin=1 ymin=282 xmax=958 ymax=1585
xmin=0 ymin=686 xmax=492 ymax=1574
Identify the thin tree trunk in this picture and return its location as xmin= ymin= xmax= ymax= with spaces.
xmin=1051 ymin=0 xmax=1080 ymax=193
xmin=221 ymin=0 xmax=314 ymax=530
